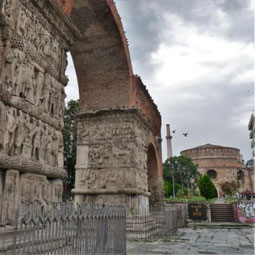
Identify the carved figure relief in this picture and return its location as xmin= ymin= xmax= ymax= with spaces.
xmin=77 ymin=121 xmax=137 ymax=143
xmin=79 ymin=170 xmax=98 ymax=189
xmin=1 ymin=170 xmax=19 ymax=224
xmin=3 ymin=107 xmax=17 ymax=155
xmin=3 ymin=0 xmax=13 ymax=18
xmin=0 ymin=101 xmax=6 ymax=150
xmin=51 ymin=179 xmax=63 ymax=203
xmin=88 ymin=144 xmax=112 ymax=167
xmin=0 ymin=103 xmax=63 ymax=166
xmin=20 ymin=173 xmax=47 ymax=202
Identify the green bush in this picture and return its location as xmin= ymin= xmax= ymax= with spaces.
xmin=176 ymin=188 xmax=188 ymax=197
xmin=164 ymin=180 xmax=171 ymax=197
xmin=163 ymin=180 xmax=182 ymax=197
xmin=221 ymin=181 xmax=239 ymax=196
xmin=197 ymin=175 xmax=218 ymax=199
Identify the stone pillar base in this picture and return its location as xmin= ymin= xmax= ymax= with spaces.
xmin=72 ymin=188 xmax=150 ymax=217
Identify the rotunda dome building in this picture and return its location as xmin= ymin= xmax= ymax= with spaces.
xmin=181 ymin=144 xmax=246 ymax=197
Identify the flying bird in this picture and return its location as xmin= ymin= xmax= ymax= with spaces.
xmin=183 ymin=133 xmax=188 ymax=137
xmin=172 ymin=130 xmax=176 ymax=134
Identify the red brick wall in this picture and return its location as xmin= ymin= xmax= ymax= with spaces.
xmin=131 ymin=76 xmax=161 ymax=136
xmin=70 ymin=0 xmax=133 ymax=111
xmin=105 ymin=0 xmax=133 ymax=78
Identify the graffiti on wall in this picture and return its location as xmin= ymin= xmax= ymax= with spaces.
xmin=235 ymin=202 xmax=255 ymax=223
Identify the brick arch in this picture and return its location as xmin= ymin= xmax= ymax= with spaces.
xmin=68 ymin=0 xmax=133 ymax=111
xmin=147 ymin=143 xmax=164 ymax=212
xmin=147 ymin=143 xmax=158 ymax=180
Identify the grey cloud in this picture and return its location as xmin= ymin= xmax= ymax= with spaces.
xmin=156 ymin=77 xmax=253 ymax=161
xmin=65 ymin=1 xmax=254 ymax=161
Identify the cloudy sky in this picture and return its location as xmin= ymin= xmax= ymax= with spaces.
xmin=65 ymin=0 xmax=254 ymax=161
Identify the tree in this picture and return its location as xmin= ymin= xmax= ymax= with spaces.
xmin=163 ymin=156 xmax=199 ymax=196
xmin=221 ymin=181 xmax=240 ymax=196
xmin=63 ymin=100 xmax=79 ymax=199
xmin=197 ymin=174 xmax=218 ymax=199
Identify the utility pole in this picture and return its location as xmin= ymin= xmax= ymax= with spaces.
xmin=166 ymin=124 xmax=173 ymax=159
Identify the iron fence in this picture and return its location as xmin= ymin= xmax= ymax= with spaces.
xmin=0 ymin=202 xmax=126 ymax=255
xmin=126 ymin=207 xmax=178 ymax=240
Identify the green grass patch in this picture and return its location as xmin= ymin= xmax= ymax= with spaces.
xmin=208 ymin=198 xmax=217 ymax=204
xmin=165 ymin=195 xmax=207 ymax=203
xmin=225 ymin=197 xmax=239 ymax=203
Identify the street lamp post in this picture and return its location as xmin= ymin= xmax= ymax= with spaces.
xmin=172 ymin=172 xmax=175 ymax=197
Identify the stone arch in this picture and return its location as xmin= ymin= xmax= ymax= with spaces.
xmin=147 ymin=143 xmax=162 ymax=211
xmin=147 ymin=143 xmax=158 ymax=181
xmin=58 ymin=0 xmax=164 ymax=214
xmin=207 ymin=169 xmax=217 ymax=179
xmin=69 ymin=0 xmax=134 ymax=111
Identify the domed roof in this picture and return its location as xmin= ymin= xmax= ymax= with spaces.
xmin=181 ymin=143 xmax=239 ymax=153
xmin=193 ymin=143 xmax=224 ymax=149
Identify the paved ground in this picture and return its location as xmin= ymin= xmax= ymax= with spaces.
xmin=127 ymin=227 xmax=255 ymax=255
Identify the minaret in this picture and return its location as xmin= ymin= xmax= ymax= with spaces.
xmin=166 ymin=124 xmax=173 ymax=158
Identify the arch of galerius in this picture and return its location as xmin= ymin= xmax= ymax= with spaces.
xmin=70 ymin=0 xmax=164 ymax=216
xmin=0 ymin=0 xmax=164 ymax=223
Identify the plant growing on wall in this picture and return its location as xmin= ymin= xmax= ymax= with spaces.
xmin=197 ymin=174 xmax=218 ymax=199
xmin=63 ymin=99 xmax=79 ymax=199
xmin=221 ymin=181 xmax=240 ymax=196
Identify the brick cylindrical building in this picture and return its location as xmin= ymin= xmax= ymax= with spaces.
xmin=181 ymin=144 xmax=249 ymax=197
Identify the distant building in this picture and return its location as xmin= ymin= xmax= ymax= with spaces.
xmin=181 ymin=144 xmax=251 ymax=197
xmin=248 ymin=113 xmax=255 ymax=193
xmin=248 ymin=113 xmax=255 ymax=157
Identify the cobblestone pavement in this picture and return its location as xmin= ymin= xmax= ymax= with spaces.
xmin=127 ymin=227 xmax=255 ymax=255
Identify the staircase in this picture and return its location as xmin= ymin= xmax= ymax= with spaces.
xmin=210 ymin=204 xmax=235 ymax=222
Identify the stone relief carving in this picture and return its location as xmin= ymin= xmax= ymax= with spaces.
xmin=77 ymin=117 xmax=150 ymax=173
xmin=1 ymin=45 xmax=65 ymax=120
xmin=79 ymin=170 xmax=98 ymax=189
xmin=77 ymin=168 xmax=135 ymax=190
xmin=16 ymin=6 xmax=62 ymax=71
xmin=50 ymin=179 xmax=63 ymax=203
xmin=88 ymin=144 xmax=112 ymax=167
xmin=1 ymin=170 xmax=19 ymax=224
xmin=20 ymin=174 xmax=63 ymax=203
xmin=20 ymin=173 xmax=47 ymax=202
xmin=3 ymin=0 xmax=13 ymax=18
xmin=0 ymin=104 xmax=64 ymax=167
xmin=0 ymin=101 xmax=6 ymax=151
xmin=77 ymin=122 xmax=136 ymax=143
xmin=0 ymin=0 xmax=79 ymax=218
xmin=76 ymin=114 xmax=151 ymax=194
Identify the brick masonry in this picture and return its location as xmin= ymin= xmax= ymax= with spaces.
xmin=181 ymin=144 xmax=252 ymax=196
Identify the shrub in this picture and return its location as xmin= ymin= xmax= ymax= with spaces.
xmin=197 ymin=175 xmax=218 ymax=199
xmin=164 ymin=180 xmax=171 ymax=197
xmin=163 ymin=180 xmax=182 ymax=197
xmin=221 ymin=181 xmax=240 ymax=196
xmin=176 ymin=188 xmax=188 ymax=197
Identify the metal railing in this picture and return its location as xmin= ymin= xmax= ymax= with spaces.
xmin=126 ymin=207 xmax=180 ymax=240
xmin=1 ymin=202 xmax=126 ymax=255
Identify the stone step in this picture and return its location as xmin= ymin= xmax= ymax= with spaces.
xmin=188 ymin=222 xmax=252 ymax=229
xmin=211 ymin=212 xmax=234 ymax=214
